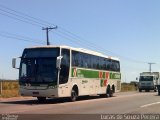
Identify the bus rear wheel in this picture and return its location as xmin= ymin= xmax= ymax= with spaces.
xmin=107 ymin=85 xmax=113 ymax=97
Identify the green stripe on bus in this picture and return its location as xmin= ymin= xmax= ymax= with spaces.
xmin=71 ymin=68 xmax=121 ymax=79
xmin=72 ymin=68 xmax=99 ymax=78
xmin=110 ymin=72 xmax=121 ymax=79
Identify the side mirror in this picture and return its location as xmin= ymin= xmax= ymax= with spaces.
xmin=56 ymin=56 xmax=63 ymax=69
xmin=136 ymin=77 xmax=138 ymax=81
xmin=12 ymin=57 xmax=20 ymax=69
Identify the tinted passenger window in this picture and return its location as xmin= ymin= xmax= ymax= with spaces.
xmin=59 ymin=49 xmax=70 ymax=84
xmin=72 ymin=50 xmax=120 ymax=72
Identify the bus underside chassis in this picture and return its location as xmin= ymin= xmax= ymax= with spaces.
xmin=37 ymin=97 xmax=46 ymax=103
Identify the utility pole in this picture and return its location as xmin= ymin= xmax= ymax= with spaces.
xmin=42 ymin=26 xmax=57 ymax=45
xmin=148 ymin=63 xmax=156 ymax=72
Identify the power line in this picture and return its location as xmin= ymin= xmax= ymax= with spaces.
xmin=0 ymin=4 xmax=49 ymax=27
xmin=0 ymin=4 xmax=126 ymax=54
xmin=0 ymin=4 xmax=150 ymax=64
xmin=0 ymin=12 xmax=42 ymax=27
xmin=0 ymin=6 xmax=116 ymax=56
xmin=0 ymin=4 xmax=112 ymax=51
xmin=54 ymin=30 xmax=148 ymax=63
xmin=0 ymin=31 xmax=43 ymax=42
xmin=0 ymin=31 xmax=45 ymax=44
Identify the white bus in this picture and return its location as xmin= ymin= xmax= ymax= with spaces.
xmin=13 ymin=45 xmax=121 ymax=102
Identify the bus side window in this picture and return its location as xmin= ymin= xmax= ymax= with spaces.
xmin=83 ymin=53 xmax=90 ymax=68
xmin=59 ymin=49 xmax=70 ymax=84
xmin=92 ymin=56 xmax=97 ymax=69
xmin=72 ymin=51 xmax=79 ymax=67
xmin=112 ymin=60 xmax=120 ymax=72
xmin=72 ymin=51 xmax=76 ymax=66
xmin=103 ymin=58 xmax=107 ymax=70
xmin=79 ymin=53 xmax=84 ymax=67
xmin=106 ymin=59 xmax=111 ymax=70
xmin=96 ymin=57 xmax=100 ymax=69
xmin=87 ymin=54 xmax=91 ymax=68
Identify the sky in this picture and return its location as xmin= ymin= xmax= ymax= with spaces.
xmin=0 ymin=0 xmax=160 ymax=82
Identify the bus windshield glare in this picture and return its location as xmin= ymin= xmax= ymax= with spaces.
xmin=19 ymin=48 xmax=60 ymax=84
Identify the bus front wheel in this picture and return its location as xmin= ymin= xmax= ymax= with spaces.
xmin=70 ymin=86 xmax=78 ymax=102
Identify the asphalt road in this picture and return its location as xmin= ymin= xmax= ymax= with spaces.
xmin=0 ymin=92 xmax=160 ymax=120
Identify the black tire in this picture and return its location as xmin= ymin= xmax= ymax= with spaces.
xmin=107 ymin=85 xmax=113 ymax=97
xmin=71 ymin=89 xmax=78 ymax=102
xmin=158 ymin=91 xmax=160 ymax=96
xmin=154 ymin=89 xmax=157 ymax=92
xmin=37 ymin=97 xmax=46 ymax=103
xmin=112 ymin=85 xmax=115 ymax=93
xmin=109 ymin=89 xmax=113 ymax=97
xmin=139 ymin=89 xmax=142 ymax=92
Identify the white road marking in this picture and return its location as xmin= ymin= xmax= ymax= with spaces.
xmin=141 ymin=102 xmax=160 ymax=108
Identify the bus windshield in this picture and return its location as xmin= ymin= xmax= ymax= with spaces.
xmin=19 ymin=48 xmax=59 ymax=84
xmin=139 ymin=76 xmax=153 ymax=81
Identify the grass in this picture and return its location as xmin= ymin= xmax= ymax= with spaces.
xmin=0 ymin=80 xmax=20 ymax=98
xmin=121 ymin=83 xmax=138 ymax=92
xmin=0 ymin=81 xmax=137 ymax=98
xmin=1 ymin=89 xmax=20 ymax=98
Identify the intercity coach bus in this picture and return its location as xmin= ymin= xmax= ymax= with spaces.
xmin=12 ymin=45 xmax=121 ymax=102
